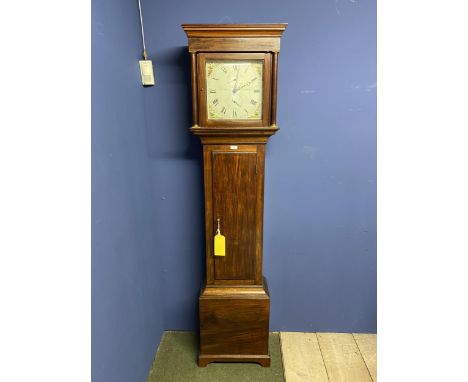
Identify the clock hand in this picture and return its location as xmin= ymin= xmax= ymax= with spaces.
xmin=232 ymin=70 xmax=239 ymax=94
xmin=232 ymin=100 xmax=241 ymax=107
xmin=234 ymin=77 xmax=257 ymax=92
xmin=233 ymin=83 xmax=247 ymax=93
xmin=233 ymin=66 xmax=240 ymax=93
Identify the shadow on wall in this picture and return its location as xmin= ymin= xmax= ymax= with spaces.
xmin=140 ymin=45 xmax=206 ymax=330
xmin=143 ymin=46 xmax=201 ymax=162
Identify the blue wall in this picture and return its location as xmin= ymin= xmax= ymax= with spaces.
xmin=91 ymin=0 xmax=165 ymax=381
xmin=93 ymin=0 xmax=375 ymax=379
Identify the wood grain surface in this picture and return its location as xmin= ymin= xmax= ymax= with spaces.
xmin=281 ymin=332 xmax=377 ymax=382
xmin=353 ymin=334 xmax=377 ymax=381
xmin=280 ymin=332 xmax=329 ymax=382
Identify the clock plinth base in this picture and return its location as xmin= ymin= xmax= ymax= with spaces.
xmin=198 ymin=354 xmax=270 ymax=368
xmin=198 ymin=279 xmax=270 ymax=367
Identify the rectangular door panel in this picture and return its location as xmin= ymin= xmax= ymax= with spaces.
xmin=212 ymin=151 xmax=257 ymax=280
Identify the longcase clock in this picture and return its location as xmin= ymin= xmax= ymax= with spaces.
xmin=182 ymin=23 xmax=287 ymax=367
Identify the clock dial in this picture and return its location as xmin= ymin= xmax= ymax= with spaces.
xmin=206 ymin=60 xmax=263 ymax=120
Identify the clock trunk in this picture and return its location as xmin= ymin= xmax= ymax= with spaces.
xmin=212 ymin=149 xmax=257 ymax=280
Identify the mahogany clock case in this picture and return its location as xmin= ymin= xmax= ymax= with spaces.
xmin=182 ymin=23 xmax=287 ymax=367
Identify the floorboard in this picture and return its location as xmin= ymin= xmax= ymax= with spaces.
xmin=316 ymin=333 xmax=373 ymax=382
xmin=353 ymin=334 xmax=377 ymax=382
xmin=280 ymin=332 xmax=329 ymax=382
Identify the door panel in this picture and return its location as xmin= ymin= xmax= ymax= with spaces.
xmin=212 ymin=151 xmax=257 ymax=280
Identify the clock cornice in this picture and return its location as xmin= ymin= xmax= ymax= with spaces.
xmin=182 ymin=23 xmax=288 ymax=38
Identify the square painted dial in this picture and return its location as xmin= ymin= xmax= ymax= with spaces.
xmin=206 ymin=60 xmax=263 ymax=120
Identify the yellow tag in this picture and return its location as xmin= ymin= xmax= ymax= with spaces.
xmin=214 ymin=233 xmax=225 ymax=256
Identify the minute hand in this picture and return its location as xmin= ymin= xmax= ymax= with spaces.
xmin=233 ymin=77 xmax=257 ymax=93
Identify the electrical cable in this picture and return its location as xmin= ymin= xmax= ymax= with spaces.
xmin=137 ymin=0 xmax=147 ymax=60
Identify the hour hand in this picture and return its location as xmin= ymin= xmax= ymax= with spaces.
xmin=232 ymin=99 xmax=241 ymax=107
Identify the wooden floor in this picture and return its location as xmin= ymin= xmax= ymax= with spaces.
xmin=280 ymin=332 xmax=376 ymax=382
